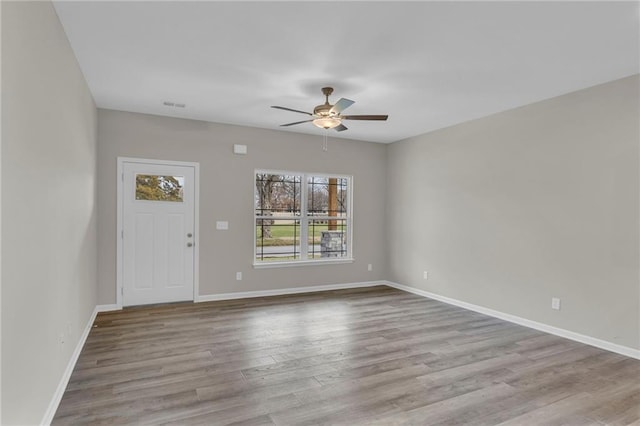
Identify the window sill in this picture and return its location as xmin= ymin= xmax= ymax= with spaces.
xmin=253 ymin=258 xmax=354 ymax=269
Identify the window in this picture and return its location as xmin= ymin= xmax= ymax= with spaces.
xmin=255 ymin=171 xmax=352 ymax=265
xmin=135 ymin=174 xmax=184 ymax=202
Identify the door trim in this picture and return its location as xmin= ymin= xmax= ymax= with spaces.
xmin=116 ymin=157 xmax=200 ymax=308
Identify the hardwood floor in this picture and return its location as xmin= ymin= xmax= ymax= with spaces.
xmin=53 ymin=286 xmax=640 ymax=425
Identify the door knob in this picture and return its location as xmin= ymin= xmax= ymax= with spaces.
xmin=187 ymin=233 xmax=193 ymax=238
xmin=187 ymin=242 xmax=193 ymax=247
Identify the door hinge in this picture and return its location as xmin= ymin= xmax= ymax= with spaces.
xmin=121 ymin=230 xmax=124 ymax=239
xmin=121 ymin=173 xmax=124 ymax=182
xmin=121 ymin=287 xmax=124 ymax=295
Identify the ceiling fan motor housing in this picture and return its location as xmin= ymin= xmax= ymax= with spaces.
xmin=314 ymin=87 xmax=337 ymax=117
xmin=314 ymin=104 xmax=336 ymax=117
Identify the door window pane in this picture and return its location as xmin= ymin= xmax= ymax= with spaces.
xmin=135 ymin=175 xmax=184 ymax=202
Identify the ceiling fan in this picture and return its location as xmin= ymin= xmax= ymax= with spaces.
xmin=271 ymin=87 xmax=388 ymax=132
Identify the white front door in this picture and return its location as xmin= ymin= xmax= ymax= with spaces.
xmin=121 ymin=161 xmax=196 ymax=306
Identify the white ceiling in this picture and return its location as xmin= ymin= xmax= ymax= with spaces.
xmin=53 ymin=1 xmax=639 ymax=143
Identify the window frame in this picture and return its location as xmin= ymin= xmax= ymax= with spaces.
xmin=253 ymin=169 xmax=354 ymax=268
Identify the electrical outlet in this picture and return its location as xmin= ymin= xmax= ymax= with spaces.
xmin=236 ymin=272 xmax=242 ymax=281
xmin=551 ymin=297 xmax=561 ymax=310
xmin=367 ymin=264 xmax=373 ymax=271
xmin=423 ymin=271 xmax=429 ymax=280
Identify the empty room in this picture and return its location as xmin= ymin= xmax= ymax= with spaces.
xmin=2 ymin=1 xmax=639 ymax=425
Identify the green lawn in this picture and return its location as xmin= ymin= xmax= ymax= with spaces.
xmin=256 ymin=224 xmax=345 ymax=246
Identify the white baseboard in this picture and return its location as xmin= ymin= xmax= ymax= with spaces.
xmin=195 ymin=281 xmax=385 ymax=303
xmin=41 ymin=303 xmax=122 ymax=424
xmin=384 ymin=281 xmax=640 ymax=360
xmin=41 ymin=305 xmax=99 ymax=425
xmin=96 ymin=304 xmax=121 ymax=312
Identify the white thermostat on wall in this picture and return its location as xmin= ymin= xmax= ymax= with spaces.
xmin=233 ymin=144 xmax=247 ymax=155
xmin=216 ymin=221 xmax=229 ymax=230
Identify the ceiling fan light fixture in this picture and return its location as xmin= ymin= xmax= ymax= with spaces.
xmin=273 ymin=87 xmax=388 ymax=132
xmin=313 ymin=117 xmax=342 ymax=129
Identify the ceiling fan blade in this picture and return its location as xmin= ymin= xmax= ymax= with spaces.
xmin=280 ymin=119 xmax=314 ymax=127
xmin=330 ymin=98 xmax=355 ymax=114
xmin=342 ymin=115 xmax=388 ymax=121
xmin=334 ymin=123 xmax=348 ymax=132
xmin=271 ymin=106 xmax=312 ymax=116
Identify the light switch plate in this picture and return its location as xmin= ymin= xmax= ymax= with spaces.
xmin=233 ymin=144 xmax=247 ymax=155
xmin=216 ymin=221 xmax=229 ymax=230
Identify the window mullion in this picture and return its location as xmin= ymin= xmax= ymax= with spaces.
xmin=347 ymin=178 xmax=352 ymax=259
xmin=300 ymin=175 xmax=308 ymax=260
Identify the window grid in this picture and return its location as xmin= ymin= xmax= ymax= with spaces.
xmin=255 ymin=171 xmax=352 ymax=264
xmin=255 ymin=219 xmax=300 ymax=261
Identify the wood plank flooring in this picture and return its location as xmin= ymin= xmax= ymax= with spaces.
xmin=53 ymin=286 xmax=640 ymax=425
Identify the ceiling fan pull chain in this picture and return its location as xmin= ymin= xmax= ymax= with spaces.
xmin=323 ymin=131 xmax=328 ymax=152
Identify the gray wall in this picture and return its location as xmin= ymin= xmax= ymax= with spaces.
xmin=387 ymin=75 xmax=640 ymax=350
xmin=97 ymin=109 xmax=387 ymax=304
xmin=1 ymin=1 xmax=98 ymax=424
xmin=1 ymin=4 xmax=637 ymax=421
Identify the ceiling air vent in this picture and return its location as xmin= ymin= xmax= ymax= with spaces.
xmin=163 ymin=101 xmax=185 ymax=108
